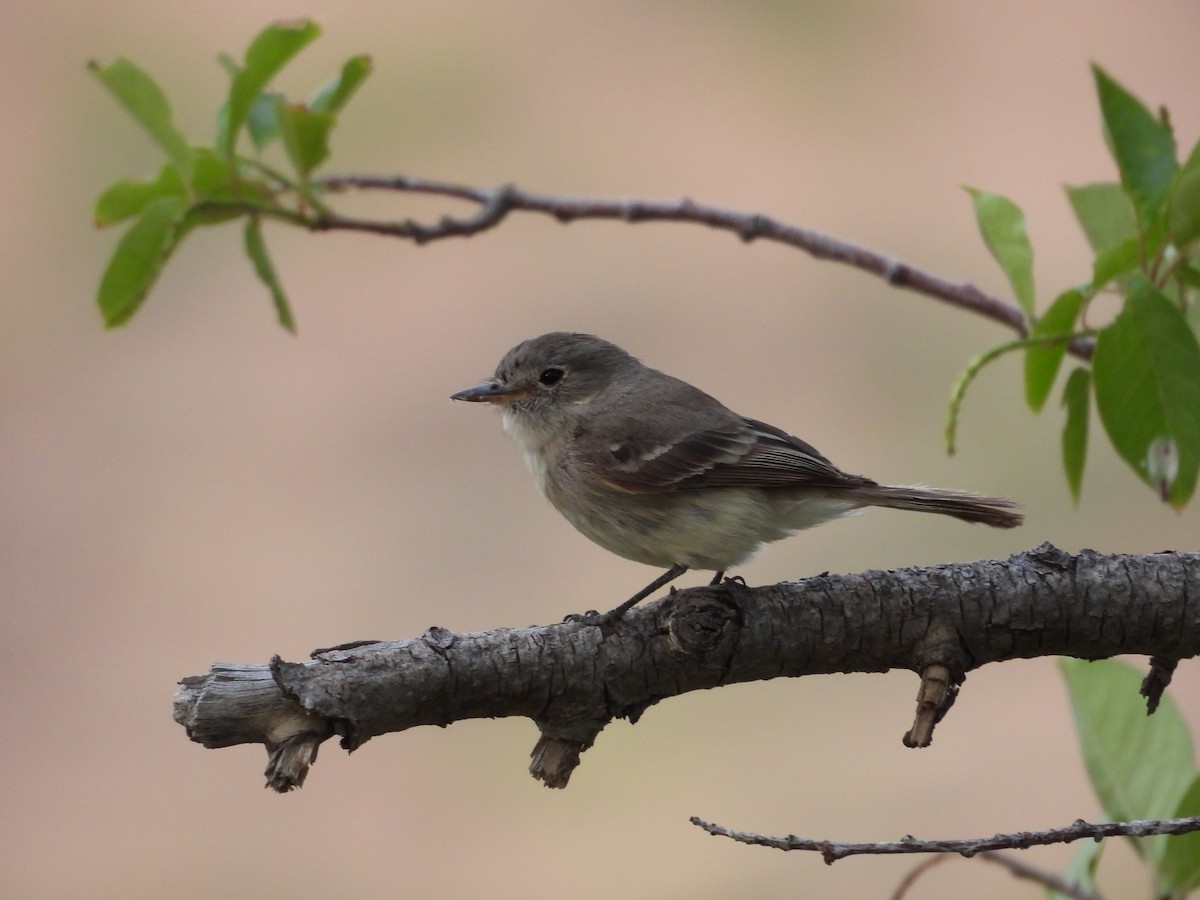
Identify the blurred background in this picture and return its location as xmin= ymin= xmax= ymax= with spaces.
xmin=3 ymin=2 xmax=1199 ymax=897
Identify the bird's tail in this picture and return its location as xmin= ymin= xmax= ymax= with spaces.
xmin=859 ymin=485 xmax=1023 ymax=528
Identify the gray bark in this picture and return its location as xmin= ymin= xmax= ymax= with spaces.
xmin=173 ymin=544 xmax=1200 ymax=790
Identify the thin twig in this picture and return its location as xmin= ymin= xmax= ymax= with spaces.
xmin=689 ymin=814 xmax=1200 ymax=864
xmin=891 ymin=850 xmax=1101 ymax=900
xmin=891 ymin=856 xmax=951 ymax=900
xmin=313 ymin=175 xmax=1095 ymax=361
xmin=977 ymin=851 xmax=1101 ymax=900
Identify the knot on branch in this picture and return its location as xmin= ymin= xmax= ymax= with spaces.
xmin=264 ymin=733 xmax=323 ymax=792
xmin=529 ymin=735 xmax=586 ymax=789
xmin=1141 ymin=655 xmax=1179 ymax=714
xmin=528 ymin=586 xmax=744 ymax=787
xmin=904 ymin=621 xmax=969 ymax=748
xmin=666 ymin=585 xmax=741 ymax=662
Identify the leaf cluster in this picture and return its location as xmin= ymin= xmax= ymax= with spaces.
xmin=959 ymin=65 xmax=1200 ymax=508
xmin=90 ymin=19 xmax=372 ymax=332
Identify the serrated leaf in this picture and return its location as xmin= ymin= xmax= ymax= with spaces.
xmin=1061 ymin=658 xmax=1196 ymax=870
xmin=965 ymin=187 xmax=1035 ymax=319
xmin=1092 ymin=278 xmax=1200 ymax=506
xmin=1169 ymin=138 xmax=1200 ymax=248
xmin=1159 ymin=775 xmax=1200 ymax=893
xmin=276 ymin=99 xmax=334 ymax=178
xmin=1025 ymin=288 xmax=1084 ymax=411
xmin=243 ymin=217 xmax=295 ymax=333
xmin=96 ymin=196 xmax=192 ymax=327
xmin=1061 ymin=367 xmax=1091 ymax=503
xmin=1066 ymin=182 xmax=1137 ymax=253
xmin=89 ymin=58 xmax=193 ymax=183
xmin=94 ymin=165 xmax=186 ymax=226
xmin=223 ymin=19 xmax=321 ymax=157
xmin=1092 ymin=64 xmax=1177 ymax=225
xmin=309 ymin=54 xmax=372 ymax=113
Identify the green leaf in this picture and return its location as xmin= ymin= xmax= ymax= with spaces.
xmin=88 ymin=58 xmax=193 ymax=183
xmin=1169 ymin=138 xmax=1200 ymax=248
xmin=1093 ymin=278 xmax=1200 ymax=506
xmin=945 ymin=338 xmax=1030 ymax=455
xmin=187 ymin=152 xmax=276 ymax=227
xmin=1024 ymin=288 xmax=1084 ymax=411
xmin=1066 ymin=182 xmax=1137 ymax=253
xmin=965 ymin=187 xmax=1035 ymax=319
xmin=275 ymin=99 xmax=334 ymax=178
xmin=1092 ymin=64 xmax=1177 ymax=225
xmin=94 ymin=165 xmax=186 ymax=226
xmin=189 ymin=147 xmax=234 ymax=194
xmin=96 ymin=196 xmax=192 ymax=327
xmin=1061 ymin=367 xmax=1090 ymax=503
xmin=309 ymin=54 xmax=372 ymax=113
xmin=1061 ymin=658 xmax=1197 ymax=871
xmin=1160 ymin=775 xmax=1200 ymax=893
xmin=246 ymin=92 xmax=285 ymax=148
xmin=216 ymin=52 xmax=239 ymax=79
xmin=1187 ymin=299 xmax=1200 ymax=345
xmin=1050 ymin=839 xmax=1103 ymax=900
xmin=1091 ymin=236 xmax=1141 ymax=288
xmin=95 ymin=149 xmax=247 ymax=227
xmin=223 ymin=19 xmax=321 ymax=157
xmin=1179 ymin=262 xmax=1200 ymax=291
xmin=243 ymin=217 xmax=295 ymax=333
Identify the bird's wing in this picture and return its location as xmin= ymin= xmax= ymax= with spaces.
xmin=585 ymin=416 xmax=870 ymax=493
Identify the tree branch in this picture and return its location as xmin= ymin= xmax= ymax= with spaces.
xmin=689 ymin=812 xmax=1200 ymax=863
xmin=976 ymin=851 xmax=1100 ymax=900
xmin=890 ymin=852 xmax=1101 ymax=900
xmin=310 ymin=175 xmax=1094 ymax=361
xmin=174 ymin=544 xmax=1199 ymax=791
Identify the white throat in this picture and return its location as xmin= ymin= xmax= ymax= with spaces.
xmin=502 ymin=409 xmax=554 ymax=495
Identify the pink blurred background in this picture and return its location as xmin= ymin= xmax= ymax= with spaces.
xmin=3 ymin=2 xmax=1198 ymax=897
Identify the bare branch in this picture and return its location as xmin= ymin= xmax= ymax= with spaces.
xmin=312 ymin=175 xmax=1095 ymax=361
xmin=891 ymin=845 xmax=1102 ymax=900
xmin=891 ymin=856 xmax=951 ymax=900
xmin=174 ymin=545 xmax=1200 ymax=791
xmin=689 ymin=813 xmax=1200 ymax=864
xmin=976 ymin=851 xmax=1101 ymax=900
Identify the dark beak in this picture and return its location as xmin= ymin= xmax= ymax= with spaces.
xmin=450 ymin=381 xmax=518 ymax=403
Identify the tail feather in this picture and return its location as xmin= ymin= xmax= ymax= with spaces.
xmin=860 ymin=485 xmax=1023 ymax=528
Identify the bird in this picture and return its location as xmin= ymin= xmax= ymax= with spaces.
xmin=452 ymin=332 xmax=1022 ymax=623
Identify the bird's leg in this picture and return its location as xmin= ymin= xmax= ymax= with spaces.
xmin=709 ymin=570 xmax=749 ymax=590
xmin=580 ymin=563 xmax=689 ymax=627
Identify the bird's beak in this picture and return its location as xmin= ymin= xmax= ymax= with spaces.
xmin=450 ymin=381 xmax=521 ymax=403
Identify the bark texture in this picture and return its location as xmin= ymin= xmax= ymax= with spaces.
xmin=173 ymin=544 xmax=1200 ymax=790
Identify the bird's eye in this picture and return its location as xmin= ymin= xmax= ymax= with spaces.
xmin=538 ymin=367 xmax=565 ymax=386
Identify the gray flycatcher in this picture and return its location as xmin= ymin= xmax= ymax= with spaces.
xmin=452 ymin=332 xmax=1022 ymax=623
